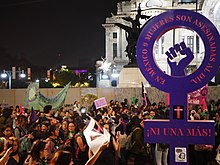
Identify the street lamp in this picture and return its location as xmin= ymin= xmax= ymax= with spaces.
xmin=1 ymin=70 xmax=26 ymax=89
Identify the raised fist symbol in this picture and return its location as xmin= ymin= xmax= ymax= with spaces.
xmin=165 ymin=41 xmax=194 ymax=77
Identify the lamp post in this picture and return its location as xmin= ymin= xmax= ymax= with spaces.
xmin=1 ymin=70 xmax=26 ymax=89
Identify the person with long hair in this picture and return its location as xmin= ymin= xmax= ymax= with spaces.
xmin=59 ymin=120 xmax=68 ymax=142
xmin=0 ymin=138 xmax=13 ymax=164
xmin=24 ymin=140 xmax=46 ymax=165
xmin=44 ymin=125 xmax=60 ymax=164
xmin=2 ymin=125 xmax=13 ymax=141
xmin=6 ymin=136 xmax=22 ymax=165
xmin=64 ymin=121 xmax=77 ymax=162
xmin=74 ymin=122 xmax=89 ymax=165
xmin=14 ymin=115 xmax=29 ymax=141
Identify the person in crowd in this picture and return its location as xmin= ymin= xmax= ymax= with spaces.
xmin=86 ymin=141 xmax=110 ymax=165
xmin=63 ymin=110 xmax=72 ymax=121
xmin=194 ymin=144 xmax=213 ymax=165
xmin=5 ymin=109 xmax=17 ymax=129
xmin=73 ymin=101 xmax=81 ymax=114
xmin=6 ymin=136 xmax=22 ymax=165
xmin=43 ymin=105 xmax=54 ymax=118
xmin=74 ymin=122 xmax=89 ymax=165
xmin=109 ymin=100 xmax=115 ymax=108
xmin=59 ymin=119 xmax=68 ymax=142
xmin=126 ymin=115 xmax=141 ymax=136
xmin=130 ymin=118 xmax=150 ymax=165
xmin=94 ymin=114 xmax=103 ymax=127
xmin=89 ymin=122 xmax=119 ymax=165
xmin=208 ymin=100 xmax=216 ymax=118
xmin=65 ymin=121 xmax=77 ymax=142
xmin=157 ymin=102 xmax=169 ymax=119
xmin=50 ymin=150 xmax=73 ymax=165
xmin=38 ymin=112 xmax=47 ymax=123
xmin=194 ymin=112 xmax=214 ymax=165
xmin=123 ymin=98 xmax=129 ymax=108
xmin=154 ymin=106 xmax=169 ymax=165
xmin=0 ymin=147 xmax=13 ymax=164
xmin=40 ymin=121 xmax=51 ymax=140
xmin=14 ymin=115 xmax=34 ymax=163
xmin=44 ymin=125 xmax=61 ymax=164
xmin=15 ymin=106 xmax=20 ymax=115
xmin=0 ymin=108 xmax=13 ymax=130
xmin=212 ymin=111 xmax=220 ymax=163
xmin=2 ymin=125 xmax=13 ymax=140
xmin=49 ymin=117 xmax=59 ymax=127
xmin=29 ymin=122 xmax=45 ymax=141
xmin=0 ymin=137 xmax=13 ymax=164
xmin=58 ymin=107 xmax=66 ymax=119
xmin=64 ymin=121 xmax=77 ymax=163
xmin=115 ymin=116 xmax=127 ymax=165
xmin=24 ymin=140 xmax=46 ymax=165
xmin=14 ymin=115 xmax=29 ymax=141
xmin=149 ymin=110 xmax=156 ymax=120
xmin=155 ymin=143 xmax=169 ymax=165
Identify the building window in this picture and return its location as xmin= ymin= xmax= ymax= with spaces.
xmin=162 ymin=46 xmax=164 ymax=55
xmin=161 ymin=36 xmax=164 ymax=44
xmin=134 ymin=2 xmax=137 ymax=8
xmin=113 ymin=43 xmax=117 ymax=59
xmin=161 ymin=36 xmax=164 ymax=54
xmin=187 ymin=36 xmax=194 ymax=52
xmin=196 ymin=35 xmax=199 ymax=53
xmin=155 ymin=41 xmax=159 ymax=54
xmin=181 ymin=36 xmax=185 ymax=42
xmin=113 ymin=32 xmax=117 ymax=39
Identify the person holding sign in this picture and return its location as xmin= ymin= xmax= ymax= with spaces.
xmin=88 ymin=123 xmax=120 ymax=165
xmin=85 ymin=141 xmax=110 ymax=165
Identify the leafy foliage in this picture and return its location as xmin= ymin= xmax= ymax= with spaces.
xmin=81 ymin=93 xmax=98 ymax=109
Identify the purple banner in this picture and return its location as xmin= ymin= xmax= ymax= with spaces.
xmin=144 ymin=120 xmax=215 ymax=145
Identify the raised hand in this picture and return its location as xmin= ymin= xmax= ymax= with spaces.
xmin=165 ymin=41 xmax=194 ymax=77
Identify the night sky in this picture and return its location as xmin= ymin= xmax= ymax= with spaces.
xmin=0 ymin=0 xmax=122 ymax=68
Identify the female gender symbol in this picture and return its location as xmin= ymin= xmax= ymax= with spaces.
xmin=137 ymin=9 xmax=220 ymax=164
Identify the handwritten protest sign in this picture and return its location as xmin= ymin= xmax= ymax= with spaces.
xmin=83 ymin=116 xmax=110 ymax=154
xmin=94 ymin=97 xmax=107 ymax=109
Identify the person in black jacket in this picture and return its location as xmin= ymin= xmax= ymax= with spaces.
xmin=130 ymin=118 xmax=149 ymax=165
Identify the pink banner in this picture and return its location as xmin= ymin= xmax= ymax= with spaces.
xmin=94 ymin=97 xmax=107 ymax=109
xmin=166 ymin=93 xmax=170 ymax=106
xmin=188 ymin=85 xmax=208 ymax=109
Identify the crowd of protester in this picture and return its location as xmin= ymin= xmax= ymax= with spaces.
xmin=0 ymin=98 xmax=219 ymax=165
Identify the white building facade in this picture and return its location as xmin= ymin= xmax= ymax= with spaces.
xmin=97 ymin=0 xmax=220 ymax=87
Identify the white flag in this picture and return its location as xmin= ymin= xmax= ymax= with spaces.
xmin=83 ymin=116 xmax=110 ymax=154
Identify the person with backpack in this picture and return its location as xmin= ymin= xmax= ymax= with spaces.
xmin=44 ymin=125 xmax=61 ymax=164
xmin=129 ymin=117 xmax=150 ymax=165
xmin=14 ymin=115 xmax=29 ymax=141
xmin=74 ymin=122 xmax=89 ymax=165
xmin=14 ymin=115 xmax=33 ymax=164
